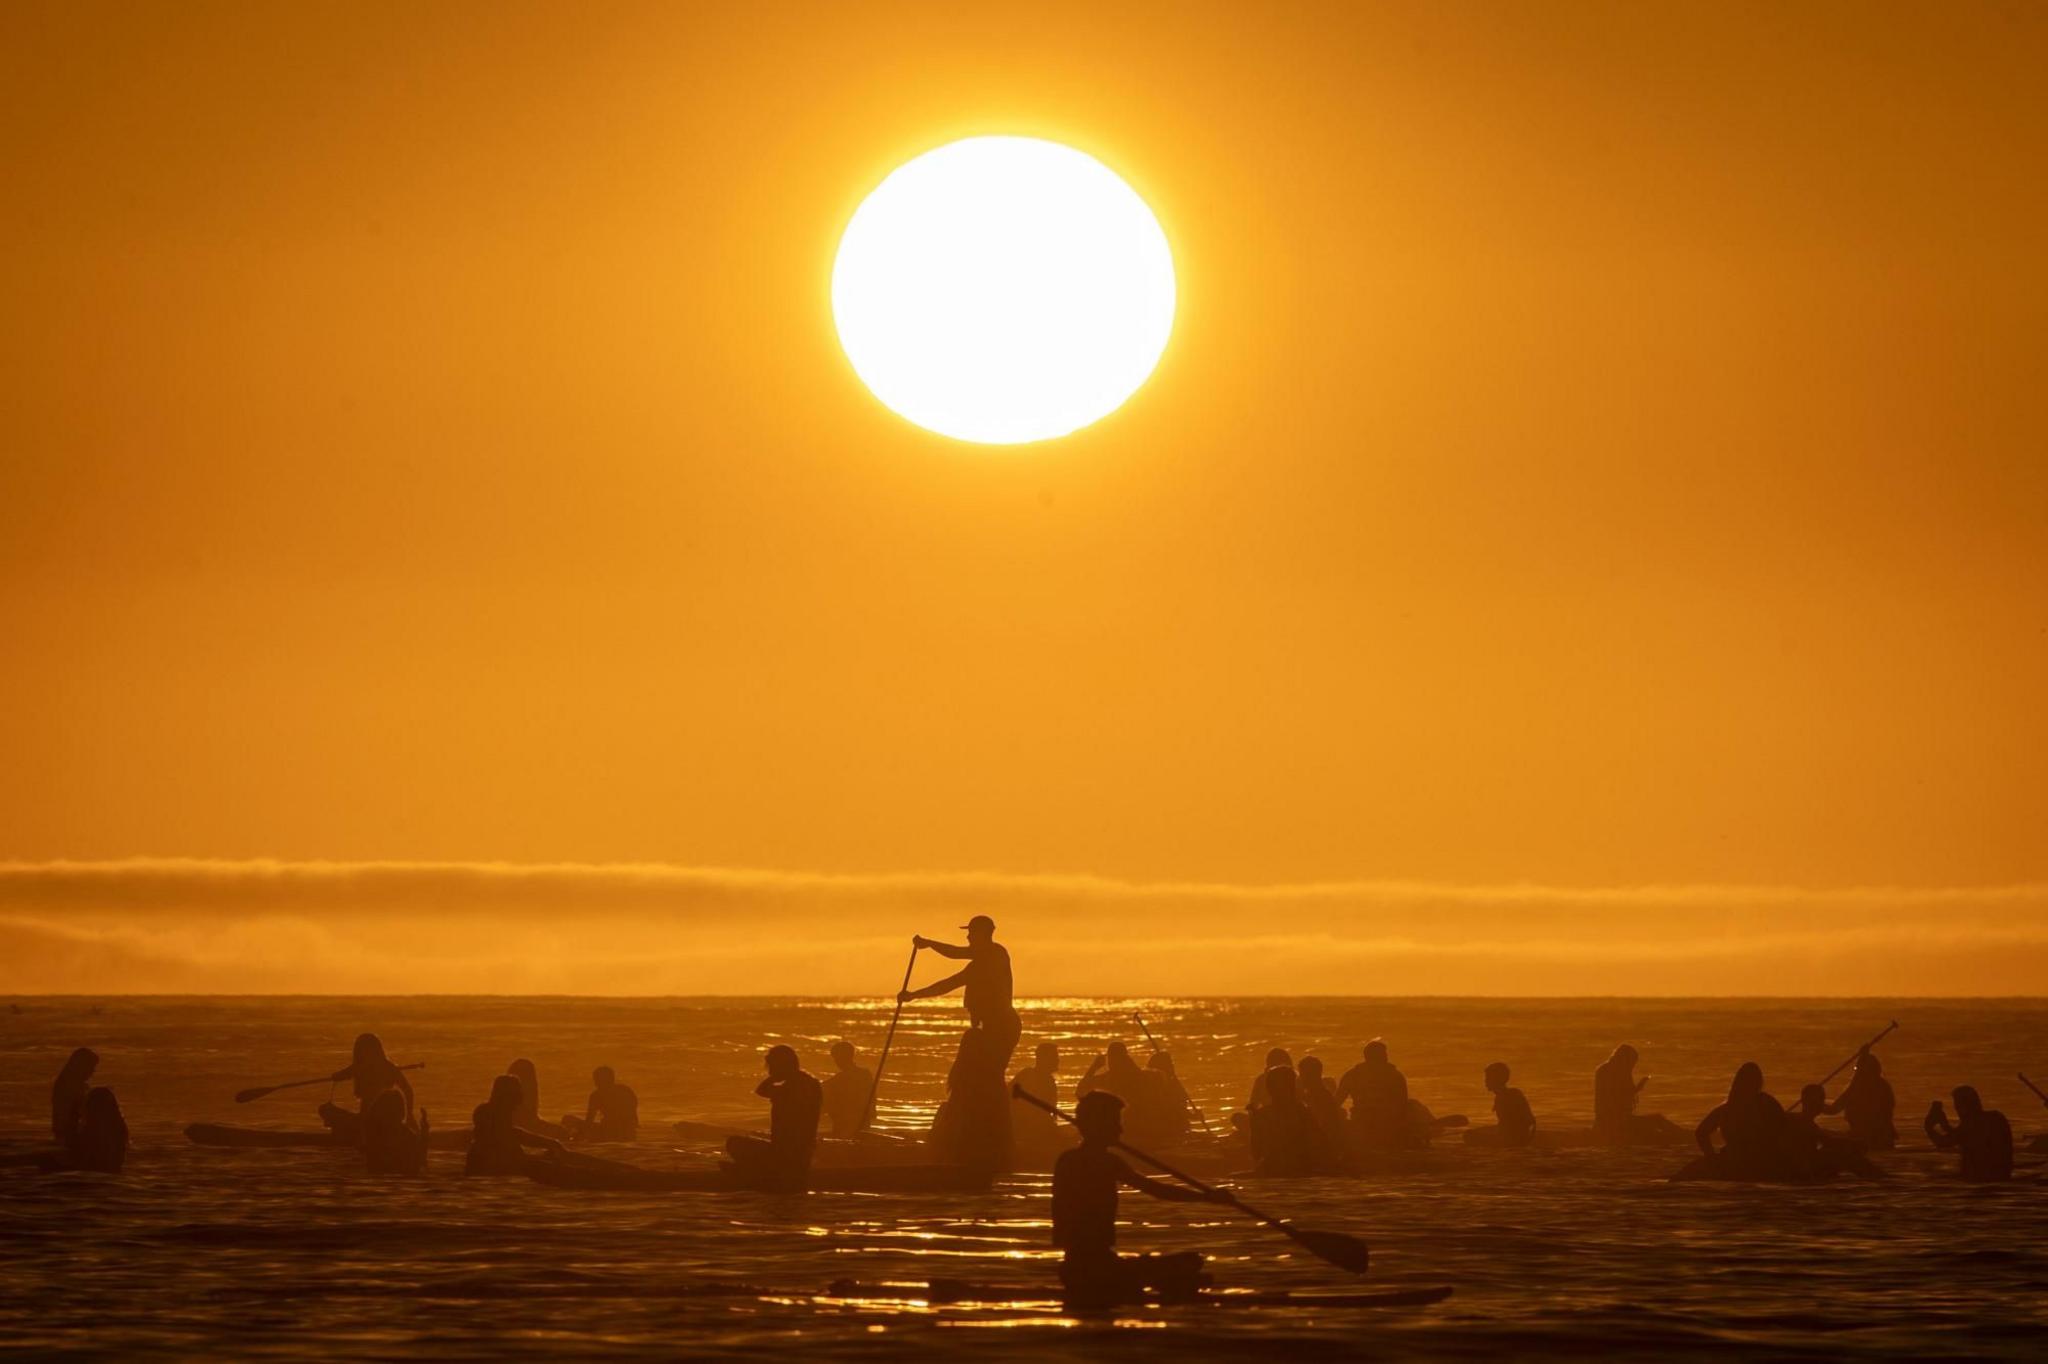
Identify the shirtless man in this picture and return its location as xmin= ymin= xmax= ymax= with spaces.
xmin=1053 ymin=1091 xmax=1230 ymax=1306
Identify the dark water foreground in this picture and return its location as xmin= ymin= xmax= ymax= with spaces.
xmin=4 ymin=997 xmax=2047 ymax=1358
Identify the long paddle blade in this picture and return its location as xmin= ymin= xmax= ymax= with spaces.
xmin=1284 ymin=1225 xmax=1372 ymax=1276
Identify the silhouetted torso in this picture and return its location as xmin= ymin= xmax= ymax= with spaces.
xmin=1492 ymin=1086 xmax=1536 ymax=1147
xmin=1835 ymin=1068 xmax=1897 ymax=1150
xmin=1593 ymin=1056 xmax=1638 ymax=1143
xmin=1250 ymin=1098 xmax=1318 ymax=1176
xmin=763 ymin=1069 xmax=823 ymax=1166
xmin=1337 ymin=1058 xmax=1409 ymax=1147
xmin=68 ymin=1088 xmax=128 ymax=1173
xmin=820 ymin=1065 xmax=872 ymax=1138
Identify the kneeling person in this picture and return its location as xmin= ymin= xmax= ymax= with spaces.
xmin=727 ymin=1045 xmax=822 ymax=1191
xmin=1054 ymin=1091 xmax=1231 ymax=1307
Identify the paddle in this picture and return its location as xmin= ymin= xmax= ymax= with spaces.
xmin=1808 ymin=1020 xmax=1898 ymax=1095
xmin=1012 ymin=1083 xmax=1370 ymax=1276
xmin=861 ymin=943 xmax=920 ymax=1135
xmin=235 ymin=1063 xmax=424 ymax=1105
xmin=2019 ymin=1073 xmax=2048 ymax=1107
xmin=1131 ymin=1011 xmax=1218 ymax=1139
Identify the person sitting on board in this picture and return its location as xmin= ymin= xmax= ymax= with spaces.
xmin=1925 ymin=1085 xmax=2013 ymax=1182
xmin=467 ymin=1074 xmax=558 ymax=1176
xmin=1337 ymin=1039 xmax=1412 ymax=1150
xmin=1824 ymin=1049 xmax=1897 ymax=1150
xmin=902 ymin=915 xmax=1019 ymax=1172
xmin=505 ymin=1058 xmax=564 ymax=1139
xmin=319 ymin=1033 xmax=415 ymax=1145
xmin=1080 ymin=1042 xmax=1179 ymax=1144
xmin=1011 ymin=1042 xmax=1064 ymax=1157
xmin=561 ymin=1066 xmax=638 ymax=1143
xmin=1484 ymin=1062 xmax=1537 ymax=1148
xmin=1786 ymin=1084 xmax=1883 ymax=1180
xmin=51 ymin=1048 xmax=99 ymax=1148
xmin=819 ymin=1041 xmax=874 ymax=1139
xmin=1296 ymin=1056 xmax=1346 ymax=1150
xmin=1141 ymin=1052 xmax=1193 ymax=1144
xmin=49 ymin=1086 xmax=128 ymax=1173
xmin=362 ymin=1088 xmax=428 ymax=1175
xmin=1077 ymin=1041 xmax=1148 ymax=1104
xmin=1053 ymin=1090 xmax=1231 ymax=1307
xmin=1231 ymin=1047 xmax=1295 ymax=1148
xmin=1244 ymin=1047 xmax=1293 ymax=1111
xmin=1694 ymin=1062 xmax=1787 ymax=1177
xmin=726 ymin=1044 xmax=823 ymax=1191
xmin=1248 ymin=1065 xmax=1335 ymax=1176
xmin=1593 ymin=1044 xmax=1652 ymax=1146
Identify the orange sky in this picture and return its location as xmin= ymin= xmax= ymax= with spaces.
xmin=2 ymin=3 xmax=2044 ymax=992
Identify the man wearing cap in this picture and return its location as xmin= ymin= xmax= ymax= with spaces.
xmin=1053 ymin=1090 xmax=1227 ymax=1306
xmin=901 ymin=914 xmax=1021 ymax=1170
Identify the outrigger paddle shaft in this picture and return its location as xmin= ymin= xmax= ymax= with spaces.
xmin=235 ymin=1063 xmax=424 ymax=1105
xmin=2019 ymin=1072 xmax=2048 ymax=1106
xmin=1012 ymin=1083 xmax=1370 ymax=1276
xmin=1132 ymin=1011 xmax=1218 ymax=1139
xmin=1810 ymin=1020 xmax=1898 ymax=1094
xmin=861 ymin=943 xmax=920 ymax=1134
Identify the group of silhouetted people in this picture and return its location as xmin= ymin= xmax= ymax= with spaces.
xmin=48 ymin=1047 xmax=127 ymax=1173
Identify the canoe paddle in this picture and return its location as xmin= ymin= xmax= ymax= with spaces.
xmin=861 ymin=943 xmax=920 ymax=1135
xmin=1012 ymin=1083 xmax=1370 ymax=1276
xmin=235 ymin=1063 xmax=423 ymax=1104
xmin=1131 ymin=1011 xmax=1218 ymax=1139
xmin=1808 ymin=1020 xmax=1898 ymax=1095
xmin=2019 ymin=1073 xmax=2048 ymax=1107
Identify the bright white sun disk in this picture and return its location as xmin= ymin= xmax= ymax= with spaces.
xmin=832 ymin=137 xmax=1176 ymax=445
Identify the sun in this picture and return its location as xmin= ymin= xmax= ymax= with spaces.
xmin=832 ymin=136 xmax=1176 ymax=446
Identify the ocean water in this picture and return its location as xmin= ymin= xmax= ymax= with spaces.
xmin=4 ymin=996 xmax=2047 ymax=1359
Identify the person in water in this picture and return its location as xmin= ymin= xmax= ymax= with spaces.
xmin=1824 ymin=1049 xmax=1897 ymax=1150
xmin=467 ymin=1075 xmax=558 ymax=1176
xmin=1484 ymin=1062 xmax=1537 ymax=1148
xmin=1296 ymin=1056 xmax=1346 ymax=1150
xmin=902 ymin=915 xmax=1019 ymax=1172
xmin=726 ymin=1044 xmax=823 ymax=1191
xmin=1247 ymin=1065 xmax=1333 ymax=1176
xmin=1593 ymin=1044 xmax=1653 ymax=1146
xmin=55 ymin=1087 xmax=129 ymax=1173
xmin=819 ymin=1040 xmax=874 ymax=1139
xmin=51 ymin=1048 xmax=99 ymax=1147
xmin=320 ymin=1033 xmax=414 ymax=1144
xmin=1787 ymin=1084 xmax=1883 ymax=1180
xmin=1052 ymin=1091 xmax=1231 ymax=1307
xmin=1337 ymin=1039 xmax=1411 ymax=1150
xmin=1142 ymin=1052 xmax=1193 ymax=1143
xmin=1244 ymin=1048 xmax=1293 ymax=1111
xmin=363 ymin=1088 xmax=428 ymax=1176
xmin=1080 ymin=1042 xmax=1178 ymax=1144
xmin=1695 ymin=1062 xmax=1786 ymax=1177
xmin=1925 ymin=1086 xmax=2013 ymax=1182
xmin=562 ymin=1066 xmax=638 ymax=1143
xmin=505 ymin=1059 xmax=558 ymax=1137
xmin=1012 ymin=1042 xmax=1063 ymax=1157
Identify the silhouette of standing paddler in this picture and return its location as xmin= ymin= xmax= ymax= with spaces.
xmin=903 ymin=915 xmax=1018 ymax=1172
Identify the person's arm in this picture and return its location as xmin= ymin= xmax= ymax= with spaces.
xmin=902 ymin=968 xmax=969 ymax=1002
xmin=913 ymin=936 xmax=973 ymax=960
xmin=1114 ymin=1155 xmax=1231 ymax=1205
xmin=1924 ymin=1102 xmax=1954 ymax=1148
xmin=395 ymin=1069 xmax=415 ymax=1119
xmin=331 ymin=1063 xmax=356 ymax=1082
xmin=756 ymin=1076 xmax=777 ymax=1099
xmin=1695 ymin=1103 xmax=1726 ymax=1157
xmin=584 ymin=1092 xmax=599 ymax=1124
